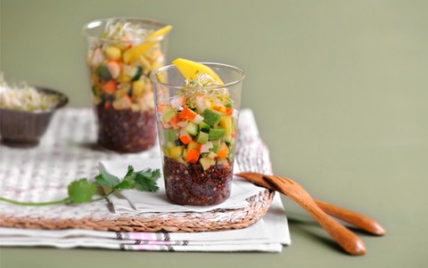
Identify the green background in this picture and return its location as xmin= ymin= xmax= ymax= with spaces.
xmin=1 ymin=0 xmax=427 ymax=267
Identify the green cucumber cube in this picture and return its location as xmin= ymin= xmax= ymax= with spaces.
xmin=209 ymin=128 xmax=225 ymax=140
xmin=202 ymin=108 xmax=221 ymax=127
xmin=165 ymin=129 xmax=178 ymax=142
xmin=210 ymin=139 xmax=221 ymax=153
xmin=199 ymin=121 xmax=211 ymax=133
xmin=224 ymin=134 xmax=233 ymax=145
xmin=184 ymin=122 xmax=199 ymax=136
xmin=97 ymin=64 xmax=112 ymax=81
xmin=162 ymin=109 xmax=176 ymax=123
xmin=197 ymin=131 xmax=209 ymax=144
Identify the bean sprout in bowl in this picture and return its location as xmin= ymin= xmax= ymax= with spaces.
xmin=0 ymin=86 xmax=68 ymax=147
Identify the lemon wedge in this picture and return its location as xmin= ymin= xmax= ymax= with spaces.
xmin=147 ymin=25 xmax=173 ymax=40
xmin=122 ymin=25 xmax=172 ymax=64
xmin=172 ymin=58 xmax=223 ymax=85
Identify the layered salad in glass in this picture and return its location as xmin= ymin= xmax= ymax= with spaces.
xmin=84 ymin=18 xmax=171 ymax=152
xmin=153 ymin=59 xmax=243 ymax=206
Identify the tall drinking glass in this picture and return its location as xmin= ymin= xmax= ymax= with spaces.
xmin=83 ymin=18 xmax=169 ymax=153
xmin=150 ymin=62 xmax=245 ymax=206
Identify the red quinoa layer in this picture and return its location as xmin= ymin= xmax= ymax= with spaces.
xmin=163 ymin=156 xmax=233 ymax=206
xmin=96 ymin=105 xmax=156 ymax=153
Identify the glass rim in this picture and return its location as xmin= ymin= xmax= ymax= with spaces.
xmin=150 ymin=62 xmax=245 ymax=90
xmin=82 ymin=17 xmax=168 ymax=43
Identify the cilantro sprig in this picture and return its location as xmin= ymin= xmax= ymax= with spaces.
xmin=0 ymin=165 xmax=160 ymax=206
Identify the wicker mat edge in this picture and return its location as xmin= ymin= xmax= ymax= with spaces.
xmin=0 ymin=190 xmax=275 ymax=232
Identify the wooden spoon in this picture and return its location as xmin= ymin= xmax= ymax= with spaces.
xmin=263 ymin=175 xmax=366 ymax=255
xmin=237 ymin=172 xmax=371 ymax=255
xmin=237 ymin=172 xmax=385 ymax=235
xmin=313 ymin=199 xmax=385 ymax=236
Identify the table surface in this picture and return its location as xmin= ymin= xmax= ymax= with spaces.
xmin=1 ymin=1 xmax=427 ymax=267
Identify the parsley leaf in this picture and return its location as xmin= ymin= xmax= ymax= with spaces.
xmin=67 ymin=179 xmax=97 ymax=204
xmin=134 ymin=169 xmax=161 ymax=192
xmin=95 ymin=169 xmax=120 ymax=188
xmin=116 ymin=165 xmax=136 ymax=189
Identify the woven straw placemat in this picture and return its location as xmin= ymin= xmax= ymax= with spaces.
xmin=0 ymin=108 xmax=274 ymax=232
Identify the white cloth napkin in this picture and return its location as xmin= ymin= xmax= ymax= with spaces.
xmin=0 ymin=108 xmax=291 ymax=252
xmin=0 ymin=194 xmax=289 ymax=252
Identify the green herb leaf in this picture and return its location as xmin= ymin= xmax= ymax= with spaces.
xmin=116 ymin=165 xmax=136 ymax=189
xmin=115 ymin=180 xmax=133 ymax=189
xmin=134 ymin=169 xmax=161 ymax=192
xmin=67 ymin=179 xmax=97 ymax=204
xmin=95 ymin=170 xmax=120 ymax=188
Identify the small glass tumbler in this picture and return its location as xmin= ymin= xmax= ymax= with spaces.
xmin=83 ymin=18 xmax=169 ymax=153
xmin=150 ymin=62 xmax=245 ymax=206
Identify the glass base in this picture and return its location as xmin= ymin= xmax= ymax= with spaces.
xmin=163 ymin=157 xmax=233 ymax=206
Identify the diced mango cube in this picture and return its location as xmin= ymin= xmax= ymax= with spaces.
xmin=169 ymin=146 xmax=184 ymax=158
xmin=219 ymin=116 xmax=232 ymax=135
xmin=188 ymin=141 xmax=201 ymax=151
xmin=132 ymin=80 xmax=145 ymax=97
xmin=104 ymin=46 xmax=121 ymax=61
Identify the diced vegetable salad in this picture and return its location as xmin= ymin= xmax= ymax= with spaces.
xmin=158 ymin=72 xmax=238 ymax=171
xmin=86 ymin=19 xmax=171 ymax=112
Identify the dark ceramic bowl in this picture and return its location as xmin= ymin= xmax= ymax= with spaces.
xmin=0 ymin=87 xmax=68 ymax=147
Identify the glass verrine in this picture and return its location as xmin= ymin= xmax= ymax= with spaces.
xmin=150 ymin=62 xmax=245 ymax=206
xmin=83 ymin=18 xmax=169 ymax=153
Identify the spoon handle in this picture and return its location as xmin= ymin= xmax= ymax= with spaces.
xmin=264 ymin=175 xmax=366 ymax=256
xmin=236 ymin=172 xmax=386 ymax=236
xmin=314 ymin=199 xmax=386 ymax=236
